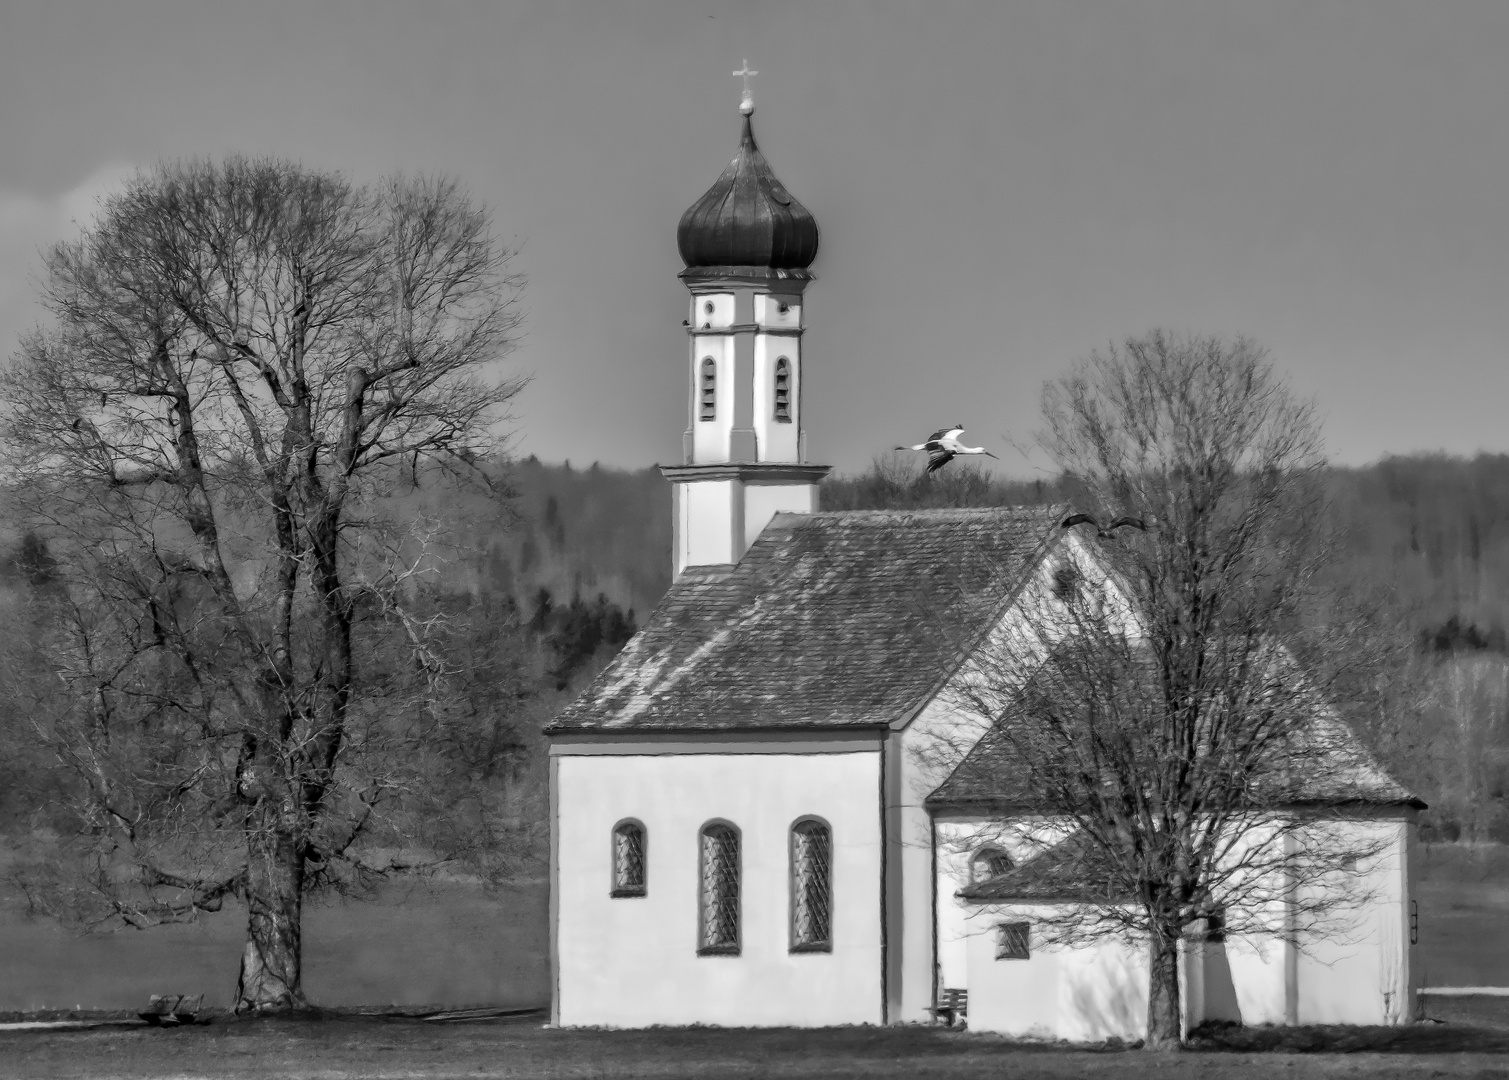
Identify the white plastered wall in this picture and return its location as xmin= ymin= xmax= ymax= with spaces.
xmin=895 ymin=532 xmax=1114 ymax=1020
xmin=690 ymin=335 xmax=733 ymax=463
xmin=1293 ymin=818 xmax=1414 ymax=1025
xmin=752 ymin=336 xmax=800 ymax=462
xmin=676 ymin=479 xmax=739 ymax=572
xmin=896 ymin=698 xmax=988 ymax=1021
xmin=934 ymin=818 xmax=1077 ymax=991
xmin=1185 ymin=816 xmax=1415 ymax=1027
xmin=938 ymin=815 xmax=1416 ymax=1034
xmin=743 ymin=482 xmax=816 ymax=552
xmin=965 ymin=902 xmax=1150 ymax=1042
xmin=912 ymin=536 xmax=1419 ymax=1033
xmin=691 ymin=292 xmax=736 ymax=330
xmin=753 ymin=293 xmax=801 ymax=329
xmin=553 ymin=750 xmax=884 ymax=1027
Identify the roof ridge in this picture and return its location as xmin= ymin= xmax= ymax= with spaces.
xmin=783 ymin=504 xmax=1068 ymax=523
xmin=552 ymin=502 xmax=1067 ymax=734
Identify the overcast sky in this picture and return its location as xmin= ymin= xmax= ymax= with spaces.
xmin=2 ymin=1 xmax=1507 ymax=475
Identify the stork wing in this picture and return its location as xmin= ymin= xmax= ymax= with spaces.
xmin=1108 ymin=516 xmax=1147 ymax=532
xmin=925 ymin=446 xmax=955 ymax=473
xmin=926 ymin=427 xmax=954 ymax=442
xmin=1060 ymin=513 xmax=1099 ymax=529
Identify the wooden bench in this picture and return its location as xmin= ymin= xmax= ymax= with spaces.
xmin=138 ymin=994 xmax=203 ymax=1027
xmin=932 ymin=988 xmax=967 ymax=1027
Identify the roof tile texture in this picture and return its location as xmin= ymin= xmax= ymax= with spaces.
xmin=927 ymin=683 xmax=1423 ymax=810
xmin=549 ymin=507 xmax=1060 ymax=733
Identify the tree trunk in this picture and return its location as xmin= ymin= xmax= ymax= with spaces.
xmin=234 ymin=818 xmax=306 ymax=1014
xmin=1146 ymin=925 xmax=1183 ymax=1050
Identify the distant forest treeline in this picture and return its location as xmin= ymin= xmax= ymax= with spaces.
xmin=436 ymin=450 xmax=1509 ymax=843
xmin=340 ymin=450 xmax=1509 ymax=658
xmin=306 ymin=450 xmax=1509 ymax=650
xmin=6 ymin=451 xmax=1509 ymax=854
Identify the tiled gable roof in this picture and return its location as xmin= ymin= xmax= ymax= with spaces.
xmin=927 ymin=671 xmax=1424 ymax=811
xmin=548 ymin=507 xmax=1063 ymax=733
xmin=957 ymin=832 xmax=1131 ymax=904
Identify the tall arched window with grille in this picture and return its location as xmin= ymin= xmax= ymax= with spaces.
xmin=790 ymin=818 xmax=832 ymax=951
xmin=699 ymin=357 xmax=717 ymax=421
xmin=610 ymin=820 xmax=646 ymax=898
xmin=698 ymin=822 xmax=740 ymax=954
xmin=773 ymin=357 xmax=792 ymax=422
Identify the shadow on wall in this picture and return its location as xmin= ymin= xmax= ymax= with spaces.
xmin=1060 ymin=944 xmax=1147 ymax=1043
xmin=1200 ymin=940 xmax=1243 ymax=1023
xmin=0 ymin=881 xmax=549 ymax=1012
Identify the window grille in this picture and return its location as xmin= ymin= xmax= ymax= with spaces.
xmin=699 ymin=823 xmax=740 ymax=954
xmin=774 ymin=357 xmax=792 ymax=423
xmin=971 ymin=847 xmax=1013 ymax=884
xmin=995 ymin=921 xmax=1030 ymax=960
xmin=790 ymin=819 xmax=832 ymax=951
xmin=611 ymin=821 xmax=646 ymax=897
xmin=699 ymin=358 xmax=717 ymax=422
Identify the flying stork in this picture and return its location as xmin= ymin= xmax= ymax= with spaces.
xmin=896 ymin=425 xmax=998 ymax=474
xmin=1060 ymin=512 xmax=1148 ymax=539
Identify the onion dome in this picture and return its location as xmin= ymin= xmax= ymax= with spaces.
xmin=677 ymin=106 xmax=819 ymax=271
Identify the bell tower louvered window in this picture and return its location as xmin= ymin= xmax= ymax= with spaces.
xmin=611 ymin=820 xmax=646 ymax=898
xmin=790 ymin=818 xmax=832 ymax=951
xmin=699 ymin=358 xmax=717 ymax=422
xmin=698 ymin=822 xmax=740 ymax=954
xmin=773 ymin=357 xmax=792 ymax=423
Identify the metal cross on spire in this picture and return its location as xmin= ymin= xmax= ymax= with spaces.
xmin=733 ymin=60 xmax=758 ymax=114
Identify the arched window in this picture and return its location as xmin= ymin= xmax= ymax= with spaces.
xmin=790 ymin=818 xmax=832 ymax=951
xmin=699 ymin=358 xmax=717 ymax=422
xmin=611 ymin=820 xmax=646 ymax=898
xmin=971 ymin=846 xmax=1013 ymax=884
xmin=698 ymin=822 xmax=740 ymax=954
xmin=773 ymin=357 xmax=792 ymax=423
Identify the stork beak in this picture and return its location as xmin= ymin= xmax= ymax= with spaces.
xmin=986 ymin=450 xmax=999 ymax=459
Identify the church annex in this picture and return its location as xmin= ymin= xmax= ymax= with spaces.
xmin=544 ymin=93 xmax=1423 ymax=1037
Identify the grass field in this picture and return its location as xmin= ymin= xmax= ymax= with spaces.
xmin=6 ymin=1006 xmax=1509 ymax=1080
xmin=1417 ymin=843 xmax=1509 ymax=987
xmin=2 ymin=843 xmax=1508 ymax=1078
xmin=0 ymin=879 xmax=549 ymax=1013
xmin=3 ymin=843 xmax=1505 ymax=1014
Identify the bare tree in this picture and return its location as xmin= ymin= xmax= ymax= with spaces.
xmin=933 ymin=331 xmax=1412 ymax=1048
xmin=0 ymin=158 xmax=523 ymax=1013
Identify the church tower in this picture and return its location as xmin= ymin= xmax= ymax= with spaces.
xmin=662 ymin=79 xmax=829 ymax=577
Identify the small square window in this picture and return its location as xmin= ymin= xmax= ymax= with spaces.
xmin=995 ymin=921 xmax=1030 ymax=960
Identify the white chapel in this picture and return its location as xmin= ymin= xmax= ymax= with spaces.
xmin=544 ymin=93 xmax=1424 ymax=1039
